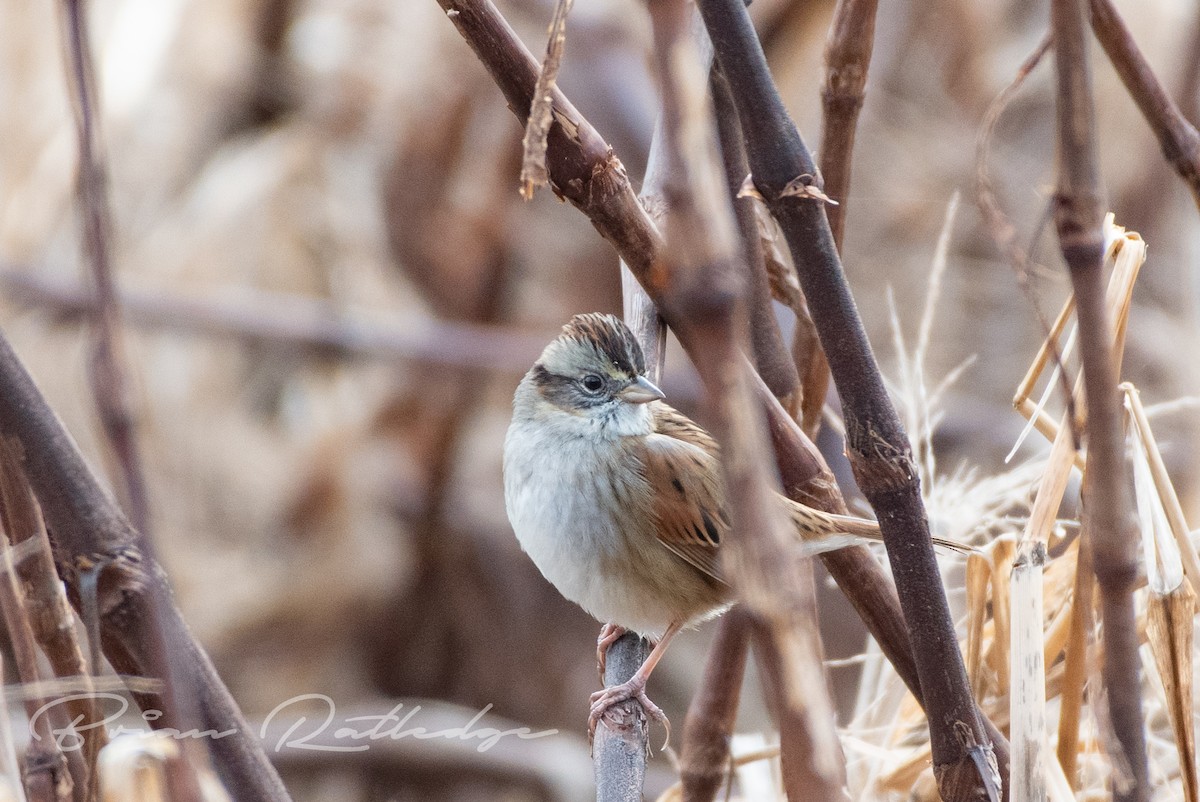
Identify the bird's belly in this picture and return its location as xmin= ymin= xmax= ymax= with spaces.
xmin=504 ymin=430 xmax=723 ymax=638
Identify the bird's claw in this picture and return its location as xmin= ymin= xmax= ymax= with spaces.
xmin=587 ymin=676 xmax=671 ymax=751
xmin=595 ymin=623 xmax=627 ymax=680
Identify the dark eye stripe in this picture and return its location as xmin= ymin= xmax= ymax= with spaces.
xmin=531 ymin=365 xmax=611 ymax=410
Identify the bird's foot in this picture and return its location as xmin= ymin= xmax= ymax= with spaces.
xmin=588 ymin=674 xmax=670 ymax=750
xmin=596 ymin=623 xmax=628 ymax=680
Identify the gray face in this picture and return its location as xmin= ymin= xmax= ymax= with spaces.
xmin=533 ymin=313 xmax=647 ymax=414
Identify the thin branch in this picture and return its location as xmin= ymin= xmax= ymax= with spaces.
xmin=57 ymin=7 xmax=212 ymax=793
xmin=1088 ymin=0 xmax=1200 ymax=210
xmin=59 ymin=0 xmax=150 ymax=538
xmin=0 ymin=331 xmax=291 ymax=801
xmin=819 ymin=0 xmax=878 ymax=251
xmin=519 ymin=0 xmax=574 ymax=199
xmin=692 ymin=1 xmax=997 ymax=798
xmin=1052 ymin=0 xmax=1149 ymax=799
xmin=0 ymin=269 xmax=548 ymax=374
xmin=974 ymin=33 xmax=1082 ymax=452
xmin=679 ymin=609 xmax=751 ymax=802
xmin=711 ymin=68 xmax=800 ymax=416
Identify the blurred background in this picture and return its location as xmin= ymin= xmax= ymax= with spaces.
xmin=1 ymin=0 xmax=1198 ymax=799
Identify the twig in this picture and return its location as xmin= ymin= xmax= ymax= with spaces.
xmin=679 ymin=609 xmax=751 ymax=802
xmin=975 ymin=33 xmax=1081 ymax=452
xmin=1051 ymin=0 xmax=1149 ymax=799
xmin=0 ymin=268 xmax=548 ymax=374
xmin=519 ymin=0 xmax=574 ymax=199
xmin=711 ymin=68 xmax=800 ymax=416
xmin=0 ymin=331 xmax=291 ymax=801
xmin=692 ymin=1 xmax=997 ymax=798
xmin=819 ymin=0 xmax=878 ymax=251
xmin=59 ymin=0 xmax=150 ymax=538
xmin=1088 ymin=0 xmax=1200 ymax=210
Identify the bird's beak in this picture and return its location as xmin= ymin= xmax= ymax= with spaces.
xmin=618 ymin=376 xmax=666 ymax=404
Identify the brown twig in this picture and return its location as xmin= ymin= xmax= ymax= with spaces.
xmin=1051 ymin=0 xmax=1149 ymax=799
xmin=679 ymin=609 xmax=751 ymax=802
xmin=1088 ymin=0 xmax=1200 ymax=211
xmin=59 ymin=0 xmax=150 ymax=538
xmin=519 ymin=0 xmax=575 ymax=199
xmin=693 ymin=1 xmax=997 ymax=798
xmin=0 ymin=268 xmax=549 ymax=374
xmin=819 ymin=0 xmax=877 ymax=251
xmin=974 ymin=33 xmax=1082 ymax=452
xmin=710 ymin=68 xmax=800 ymax=416
xmin=0 ymin=331 xmax=291 ymax=801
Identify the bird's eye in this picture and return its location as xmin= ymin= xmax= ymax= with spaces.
xmin=582 ymin=374 xmax=604 ymax=393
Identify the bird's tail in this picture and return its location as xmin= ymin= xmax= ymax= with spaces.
xmin=785 ymin=500 xmax=975 ymax=555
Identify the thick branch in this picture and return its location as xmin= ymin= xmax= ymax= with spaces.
xmin=1053 ymin=0 xmax=1149 ymax=798
xmin=593 ymin=634 xmax=650 ymax=802
xmin=692 ymin=1 xmax=996 ymax=798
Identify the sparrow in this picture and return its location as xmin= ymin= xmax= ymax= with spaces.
xmin=503 ymin=313 xmax=957 ymax=740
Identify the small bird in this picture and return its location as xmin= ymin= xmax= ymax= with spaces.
xmin=503 ymin=313 xmax=953 ymax=739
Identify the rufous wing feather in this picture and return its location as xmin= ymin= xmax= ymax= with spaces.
xmin=638 ymin=406 xmax=728 ymax=583
xmin=642 ymin=405 xmax=973 ymax=573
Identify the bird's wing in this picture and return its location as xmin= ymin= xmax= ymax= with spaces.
xmin=635 ymin=405 xmax=729 ymax=583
